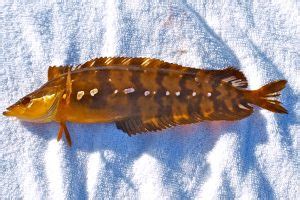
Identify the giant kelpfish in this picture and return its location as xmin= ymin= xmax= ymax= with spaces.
xmin=3 ymin=57 xmax=288 ymax=146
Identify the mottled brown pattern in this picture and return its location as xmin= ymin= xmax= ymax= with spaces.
xmin=137 ymin=95 xmax=159 ymax=121
xmin=109 ymin=69 xmax=133 ymax=89
xmin=161 ymin=73 xmax=181 ymax=93
xmin=171 ymin=98 xmax=190 ymax=123
xmin=139 ymin=70 xmax=160 ymax=92
xmin=59 ymin=57 xmax=256 ymax=126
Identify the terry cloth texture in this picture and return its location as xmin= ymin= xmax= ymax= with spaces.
xmin=0 ymin=0 xmax=299 ymax=199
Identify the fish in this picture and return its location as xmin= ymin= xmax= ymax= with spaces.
xmin=3 ymin=57 xmax=288 ymax=146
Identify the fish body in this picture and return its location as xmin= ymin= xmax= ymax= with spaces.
xmin=3 ymin=57 xmax=288 ymax=146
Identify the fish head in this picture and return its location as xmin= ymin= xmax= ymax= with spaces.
xmin=3 ymin=79 xmax=64 ymax=122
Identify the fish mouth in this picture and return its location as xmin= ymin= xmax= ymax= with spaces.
xmin=3 ymin=110 xmax=9 ymax=116
xmin=3 ymin=109 xmax=14 ymax=117
xmin=3 ymin=104 xmax=24 ymax=118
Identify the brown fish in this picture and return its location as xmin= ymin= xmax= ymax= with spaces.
xmin=3 ymin=57 xmax=288 ymax=146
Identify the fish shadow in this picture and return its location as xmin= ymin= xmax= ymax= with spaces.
xmin=22 ymin=108 xmax=272 ymax=198
xmin=236 ymin=111 xmax=276 ymax=199
xmin=246 ymin=38 xmax=297 ymax=152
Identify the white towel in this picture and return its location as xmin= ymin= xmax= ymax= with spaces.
xmin=1 ymin=1 xmax=299 ymax=199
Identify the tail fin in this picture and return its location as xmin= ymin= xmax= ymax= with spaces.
xmin=246 ymin=80 xmax=288 ymax=114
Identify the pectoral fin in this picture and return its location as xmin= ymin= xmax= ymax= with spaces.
xmin=57 ymin=124 xmax=64 ymax=141
xmin=48 ymin=66 xmax=72 ymax=80
xmin=57 ymin=122 xmax=72 ymax=147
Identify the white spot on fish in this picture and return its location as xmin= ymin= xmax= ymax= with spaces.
xmin=121 ymin=58 xmax=132 ymax=65
xmin=166 ymin=91 xmax=170 ymax=96
xmin=238 ymin=104 xmax=250 ymax=110
xmin=43 ymin=94 xmax=56 ymax=102
xmin=27 ymin=100 xmax=34 ymax=108
xmin=90 ymin=60 xmax=95 ymax=66
xmin=175 ymin=91 xmax=180 ymax=96
xmin=109 ymin=78 xmax=112 ymax=82
xmin=144 ymin=91 xmax=150 ymax=96
xmin=232 ymin=80 xmax=247 ymax=87
xmin=207 ymin=92 xmax=212 ymax=97
xmin=105 ymin=58 xmax=113 ymax=65
xmin=153 ymin=91 xmax=156 ymax=95
xmin=114 ymin=90 xmax=118 ymax=94
xmin=192 ymin=92 xmax=196 ymax=96
xmin=90 ymin=88 xmax=98 ymax=96
xmin=223 ymin=76 xmax=236 ymax=82
xmin=141 ymin=58 xmax=151 ymax=66
xmin=124 ymin=87 xmax=135 ymax=94
xmin=77 ymin=91 xmax=84 ymax=100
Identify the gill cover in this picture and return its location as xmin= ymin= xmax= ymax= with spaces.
xmin=3 ymin=89 xmax=63 ymax=122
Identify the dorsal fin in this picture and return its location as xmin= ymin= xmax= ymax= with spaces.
xmin=210 ymin=67 xmax=248 ymax=88
xmin=48 ymin=66 xmax=72 ymax=80
xmin=115 ymin=114 xmax=202 ymax=136
xmin=73 ymin=57 xmax=199 ymax=73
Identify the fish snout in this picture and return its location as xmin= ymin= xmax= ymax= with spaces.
xmin=3 ymin=109 xmax=12 ymax=116
xmin=3 ymin=110 xmax=8 ymax=116
xmin=3 ymin=105 xmax=18 ymax=117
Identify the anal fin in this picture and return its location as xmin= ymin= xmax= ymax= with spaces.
xmin=116 ymin=114 xmax=203 ymax=136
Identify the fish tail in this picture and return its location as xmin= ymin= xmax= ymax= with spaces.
xmin=245 ymin=80 xmax=288 ymax=114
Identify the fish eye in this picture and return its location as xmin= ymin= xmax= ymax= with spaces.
xmin=20 ymin=97 xmax=31 ymax=105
